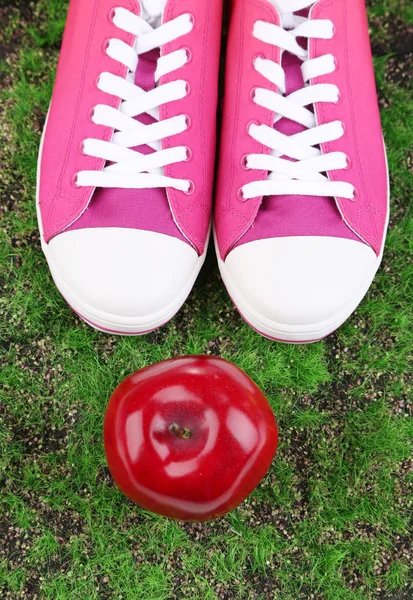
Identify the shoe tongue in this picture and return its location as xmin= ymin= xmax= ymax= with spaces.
xmin=140 ymin=0 xmax=167 ymax=27
xmin=266 ymin=0 xmax=314 ymax=9
xmin=265 ymin=0 xmax=312 ymax=29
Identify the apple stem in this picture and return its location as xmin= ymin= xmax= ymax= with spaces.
xmin=169 ymin=422 xmax=192 ymax=439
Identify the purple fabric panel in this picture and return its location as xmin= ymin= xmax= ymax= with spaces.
xmin=68 ymin=49 xmax=186 ymax=243
xmin=236 ymin=51 xmax=360 ymax=248
xmin=137 ymin=48 xmax=159 ymax=92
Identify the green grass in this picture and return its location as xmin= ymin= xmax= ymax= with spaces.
xmin=1 ymin=1 xmax=412 ymax=599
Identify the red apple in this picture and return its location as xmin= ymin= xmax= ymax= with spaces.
xmin=104 ymin=356 xmax=278 ymax=521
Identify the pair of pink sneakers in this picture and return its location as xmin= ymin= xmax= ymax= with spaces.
xmin=37 ymin=0 xmax=389 ymax=343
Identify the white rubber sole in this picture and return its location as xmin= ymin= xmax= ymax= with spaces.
xmin=36 ymin=118 xmax=207 ymax=335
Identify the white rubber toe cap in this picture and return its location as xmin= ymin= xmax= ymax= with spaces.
xmin=46 ymin=228 xmax=201 ymax=333
xmin=221 ymin=236 xmax=380 ymax=342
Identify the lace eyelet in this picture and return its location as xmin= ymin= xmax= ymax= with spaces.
xmin=344 ymin=154 xmax=352 ymax=170
xmin=240 ymin=155 xmax=250 ymax=170
xmin=96 ymin=75 xmax=102 ymax=89
xmin=89 ymin=107 xmax=96 ymax=122
xmin=184 ymin=114 xmax=192 ymax=129
xmin=334 ymin=90 xmax=342 ymax=105
xmin=333 ymin=55 xmax=339 ymax=70
xmin=182 ymin=47 xmax=192 ymax=64
xmin=103 ymin=39 xmax=111 ymax=54
xmin=109 ymin=8 xmax=118 ymax=23
xmin=183 ymin=180 xmax=195 ymax=195
xmin=340 ymin=121 xmax=346 ymax=136
xmin=184 ymin=147 xmax=192 ymax=162
xmin=184 ymin=81 xmax=191 ymax=96
xmin=187 ymin=13 xmax=195 ymax=26
xmin=237 ymin=187 xmax=246 ymax=202
xmin=253 ymin=53 xmax=265 ymax=68
xmin=79 ymin=141 xmax=86 ymax=155
xmin=71 ymin=173 xmax=80 ymax=188
xmin=246 ymin=119 xmax=260 ymax=134
xmin=352 ymin=187 xmax=359 ymax=201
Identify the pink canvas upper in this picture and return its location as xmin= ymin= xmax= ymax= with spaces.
xmin=39 ymin=0 xmax=222 ymax=256
xmin=310 ymin=0 xmax=387 ymax=256
xmin=160 ymin=0 xmax=222 ymax=254
xmin=214 ymin=0 xmax=280 ymax=258
xmin=66 ymin=48 xmax=186 ymax=244
xmin=215 ymin=0 xmax=388 ymax=260
xmin=236 ymin=50 xmax=360 ymax=249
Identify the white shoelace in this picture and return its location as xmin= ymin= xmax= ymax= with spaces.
xmin=75 ymin=8 xmax=193 ymax=192
xmin=242 ymin=0 xmax=356 ymax=202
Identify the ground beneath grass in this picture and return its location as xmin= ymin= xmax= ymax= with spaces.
xmin=0 ymin=1 xmax=412 ymax=599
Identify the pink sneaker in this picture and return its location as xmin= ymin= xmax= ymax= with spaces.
xmin=215 ymin=0 xmax=389 ymax=343
xmin=37 ymin=0 xmax=222 ymax=334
